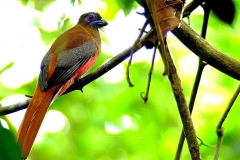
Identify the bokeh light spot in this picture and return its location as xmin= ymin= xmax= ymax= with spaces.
xmin=103 ymin=60 xmax=125 ymax=83
xmin=121 ymin=115 xmax=133 ymax=129
xmin=105 ymin=122 xmax=122 ymax=134
xmin=36 ymin=110 xmax=67 ymax=143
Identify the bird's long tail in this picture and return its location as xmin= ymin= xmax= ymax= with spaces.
xmin=17 ymin=84 xmax=57 ymax=159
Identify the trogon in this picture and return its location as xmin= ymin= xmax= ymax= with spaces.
xmin=17 ymin=12 xmax=108 ymax=159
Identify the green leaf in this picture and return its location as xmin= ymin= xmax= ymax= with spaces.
xmin=34 ymin=0 xmax=56 ymax=11
xmin=19 ymin=0 xmax=29 ymax=6
xmin=102 ymin=0 xmax=137 ymax=20
xmin=19 ymin=0 xmax=56 ymax=10
xmin=117 ymin=0 xmax=136 ymax=16
xmin=101 ymin=0 xmax=121 ymax=20
xmin=0 ymin=62 xmax=14 ymax=75
xmin=70 ymin=0 xmax=82 ymax=6
xmin=0 ymin=122 xmax=21 ymax=160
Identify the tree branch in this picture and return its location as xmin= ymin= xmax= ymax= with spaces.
xmin=0 ymin=99 xmax=30 ymax=116
xmin=172 ymin=21 xmax=240 ymax=80
xmin=0 ymin=29 xmax=153 ymax=115
xmin=1 ymin=22 xmax=240 ymax=115
xmin=163 ymin=42 xmax=201 ymax=159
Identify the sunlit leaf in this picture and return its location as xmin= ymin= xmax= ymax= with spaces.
xmin=117 ymin=0 xmax=136 ymax=16
xmin=34 ymin=0 xmax=56 ymax=11
xmin=70 ymin=0 xmax=81 ymax=6
xmin=102 ymin=0 xmax=137 ymax=19
xmin=101 ymin=0 xmax=121 ymax=20
xmin=0 ymin=122 xmax=21 ymax=160
xmin=1 ymin=0 xmax=240 ymax=159
xmin=19 ymin=0 xmax=29 ymax=6
xmin=0 ymin=62 xmax=14 ymax=75
xmin=58 ymin=14 xmax=66 ymax=29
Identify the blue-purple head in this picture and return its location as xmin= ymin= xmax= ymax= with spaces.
xmin=79 ymin=12 xmax=108 ymax=29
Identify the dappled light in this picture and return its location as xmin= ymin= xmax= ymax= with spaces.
xmin=0 ymin=0 xmax=239 ymax=159
xmin=103 ymin=61 xmax=125 ymax=83
xmin=35 ymin=110 xmax=67 ymax=143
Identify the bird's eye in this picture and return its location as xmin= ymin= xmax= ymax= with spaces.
xmin=88 ymin=16 xmax=93 ymax=20
xmin=86 ymin=14 xmax=95 ymax=22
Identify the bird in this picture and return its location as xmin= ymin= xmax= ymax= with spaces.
xmin=16 ymin=12 xmax=108 ymax=159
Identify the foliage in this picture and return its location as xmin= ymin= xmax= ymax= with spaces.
xmin=0 ymin=0 xmax=239 ymax=160
xmin=19 ymin=0 xmax=56 ymax=11
xmin=0 ymin=122 xmax=21 ymax=160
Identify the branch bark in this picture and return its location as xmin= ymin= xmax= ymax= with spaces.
xmin=163 ymin=43 xmax=201 ymax=159
xmin=1 ymin=21 xmax=240 ymax=115
xmin=172 ymin=21 xmax=240 ymax=80
xmin=0 ymin=99 xmax=30 ymax=116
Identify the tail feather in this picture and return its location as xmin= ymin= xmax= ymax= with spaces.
xmin=17 ymin=84 xmax=57 ymax=158
xmin=52 ymin=78 xmax=74 ymax=101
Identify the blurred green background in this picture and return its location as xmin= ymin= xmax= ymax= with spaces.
xmin=0 ymin=0 xmax=239 ymax=159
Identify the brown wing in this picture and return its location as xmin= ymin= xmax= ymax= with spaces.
xmin=39 ymin=40 xmax=97 ymax=91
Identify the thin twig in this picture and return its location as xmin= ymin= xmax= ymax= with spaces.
xmin=197 ymin=136 xmax=214 ymax=148
xmin=126 ymin=17 xmax=150 ymax=87
xmin=214 ymin=84 xmax=239 ymax=160
xmin=214 ymin=128 xmax=224 ymax=160
xmin=200 ymin=2 xmax=210 ymax=39
xmin=141 ymin=40 xmax=158 ymax=103
xmin=0 ymin=99 xmax=31 ymax=116
xmin=217 ymin=85 xmax=240 ymax=129
xmin=183 ymin=0 xmax=205 ymax=18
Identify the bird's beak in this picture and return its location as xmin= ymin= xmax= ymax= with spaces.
xmin=94 ymin=19 xmax=108 ymax=27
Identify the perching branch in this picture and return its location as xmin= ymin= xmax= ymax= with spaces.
xmin=0 ymin=29 xmax=154 ymax=116
xmin=1 ymin=21 xmax=240 ymax=115
xmin=0 ymin=99 xmax=31 ymax=116
xmin=66 ymin=29 xmax=155 ymax=93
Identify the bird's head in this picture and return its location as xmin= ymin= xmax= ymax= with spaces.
xmin=79 ymin=12 xmax=108 ymax=29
